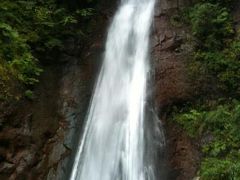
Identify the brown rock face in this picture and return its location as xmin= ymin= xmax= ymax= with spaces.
xmin=152 ymin=1 xmax=192 ymax=110
xmin=152 ymin=0 xmax=199 ymax=179
xmin=164 ymin=120 xmax=200 ymax=180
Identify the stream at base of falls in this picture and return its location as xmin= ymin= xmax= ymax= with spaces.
xmin=70 ymin=0 xmax=166 ymax=179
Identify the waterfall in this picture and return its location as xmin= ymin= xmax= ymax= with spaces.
xmin=70 ymin=0 xmax=165 ymax=179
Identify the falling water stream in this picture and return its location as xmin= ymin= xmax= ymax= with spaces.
xmin=70 ymin=0 xmax=165 ymax=179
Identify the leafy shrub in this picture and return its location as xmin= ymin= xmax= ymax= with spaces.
xmin=193 ymin=40 xmax=240 ymax=93
xmin=0 ymin=22 xmax=42 ymax=85
xmin=200 ymin=158 xmax=240 ymax=180
xmin=0 ymin=0 xmax=94 ymax=101
xmin=186 ymin=2 xmax=240 ymax=96
xmin=174 ymin=109 xmax=206 ymax=137
xmin=188 ymin=3 xmax=233 ymax=50
xmin=174 ymin=101 xmax=240 ymax=179
xmin=175 ymin=0 xmax=240 ymax=178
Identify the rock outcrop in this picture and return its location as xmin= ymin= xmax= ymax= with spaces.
xmin=152 ymin=0 xmax=199 ymax=179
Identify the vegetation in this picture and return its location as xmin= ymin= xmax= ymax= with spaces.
xmin=189 ymin=3 xmax=233 ymax=50
xmin=186 ymin=2 xmax=240 ymax=95
xmin=0 ymin=0 xmax=94 ymax=102
xmin=201 ymin=0 xmax=236 ymax=7
xmin=172 ymin=0 xmax=240 ymax=179
xmin=174 ymin=101 xmax=240 ymax=179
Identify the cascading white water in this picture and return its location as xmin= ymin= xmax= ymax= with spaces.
xmin=70 ymin=0 xmax=163 ymax=179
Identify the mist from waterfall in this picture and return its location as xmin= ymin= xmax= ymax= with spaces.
xmin=70 ymin=0 xmax=165 ymax=179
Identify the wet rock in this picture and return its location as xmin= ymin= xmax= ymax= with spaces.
xmin=48 ymin=140 xmax=68 ymax=166
xmin=44 ymin=6 xmax=109 ymax=180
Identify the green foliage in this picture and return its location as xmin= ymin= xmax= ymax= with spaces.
xmin=0 ymin=0 xmax=94 ymax=101
xmin=76 ymin=8 xmax=94 ymax=17
xmin=186 ymin=2 xmax=240 ymax=95
xmin=193 ymin=39 xmax=240 ymax=93
xmin=200 ymin=158 xmax=240 ymax=180
xmin=0 ymin=21 xmax=42 ymax=85
xmin=174 ymin=109 xmax=206 ymax=137
xmin=188 ymin=3 xmax=233 ymax=50
xmin=24 ymin=90 xmax=34 ymax=100
xmin=173 ymin=0 xmax=240 ymax=179
xmin=201 ymin=0 xmax=236 ymax=8
xmin=174 ymin=101 xmax=240 ymax=179
xmin=2 ymin=21 xmax=45 ymax=82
